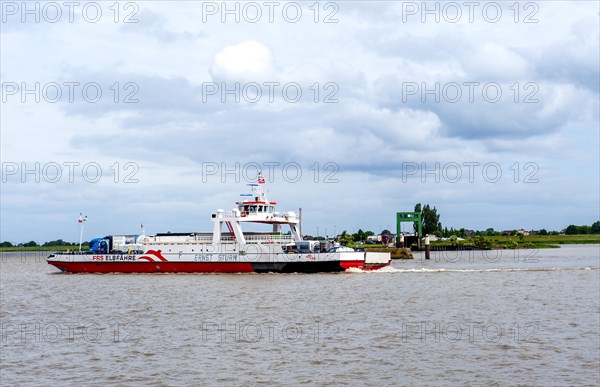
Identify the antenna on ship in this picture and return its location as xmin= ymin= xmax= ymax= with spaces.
xmin=77 ymin=212 xmax=88 ymax=252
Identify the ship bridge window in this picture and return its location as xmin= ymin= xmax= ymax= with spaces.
xmin=268 ymin=206 xmax=274 ymax=212
xmin=258 ymin=205 xmax=264 ymax=212
xmin=249 ymin=205 xmax=257 ymax=213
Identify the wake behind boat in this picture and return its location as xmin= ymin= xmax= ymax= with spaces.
xmin=47 ymin=173 xmax=391 ymax=273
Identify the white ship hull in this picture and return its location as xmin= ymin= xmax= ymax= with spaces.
xmin=47 ymin=246 xmax=390 ymax=273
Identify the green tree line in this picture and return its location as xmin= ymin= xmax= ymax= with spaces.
xmin=565 ymin=222 xmax=600 ymax=235
xmin=0 ymin=239 xmax=83 ymax=248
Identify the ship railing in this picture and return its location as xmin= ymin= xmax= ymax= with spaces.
xmin=244 ymin=234 xmax=294 ymax=243
xmin=217 ymin=234 xmax=294 ymax=243
xmin=137 ymin=234 xmax=294 ymax=244
xmin=192 ymin=235 xmax=215 ymax=242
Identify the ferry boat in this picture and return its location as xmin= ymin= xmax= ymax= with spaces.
xmin=47 ymin=174 xmax=391 ymax=273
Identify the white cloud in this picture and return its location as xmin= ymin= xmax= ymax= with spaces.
xmin=210 ymin=40 xmax=274 ymax=82
xmin=463 ymin=42 xmax=531 ymax=80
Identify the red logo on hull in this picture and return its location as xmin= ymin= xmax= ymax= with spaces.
xmin=138 ymin=249 xmax=168 ymax=262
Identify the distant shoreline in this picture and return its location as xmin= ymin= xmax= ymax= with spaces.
xmin=426 ymin=234 xmax=600 ymax=250
xmin=1 ymin=234 xmax=598 ymax=253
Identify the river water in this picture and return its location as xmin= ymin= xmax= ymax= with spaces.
xmin=1 ymin=245 xmax=598 ymax=386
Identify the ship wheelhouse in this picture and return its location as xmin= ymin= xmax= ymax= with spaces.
xmin=210 ymin=172 xmax=302 ymax=244
xmin=235 ymin=177 xmax=277 ymax=217
xmin=237 ymin=202 xmax=276 ymax=217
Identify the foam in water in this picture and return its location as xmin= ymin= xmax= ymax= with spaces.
xmin=345 ymin=266 xmax=598 ymax=274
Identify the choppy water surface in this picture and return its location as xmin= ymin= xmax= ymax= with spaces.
xmin=1 ymin=245 xmax=599 ymax=386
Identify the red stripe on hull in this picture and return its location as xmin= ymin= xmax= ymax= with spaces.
xmin=48 ymin=261 xmax=255 ymax=273
xmin=48 ymin=260 xmax=389 ymax=273
xmin=340 ymin=261 xmax=390 ymax=271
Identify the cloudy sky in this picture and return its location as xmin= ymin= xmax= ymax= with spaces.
xmin=1 ymin=1 xmax=598 ymax=243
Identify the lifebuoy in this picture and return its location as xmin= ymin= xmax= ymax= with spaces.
xmin=241 ymin=211 xmax=246 ymax=217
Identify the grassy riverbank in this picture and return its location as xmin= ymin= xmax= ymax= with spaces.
xmin=1 ymin=235 xmax=598 ymax=253
xmin=357 ymin=234 xmax=600 ymax=250
xmin=0 ymin=245 xmax=74 ymax=253
xmin=432 ymin=234 xmax=600 ymax=249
